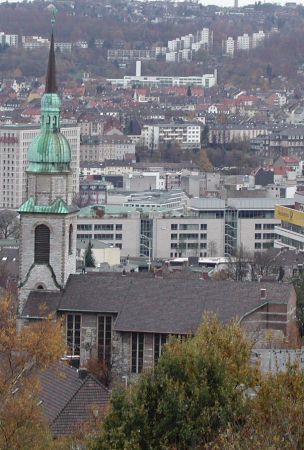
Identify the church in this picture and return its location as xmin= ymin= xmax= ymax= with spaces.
xmin=19 ymin=25 xmax=299 ymax=385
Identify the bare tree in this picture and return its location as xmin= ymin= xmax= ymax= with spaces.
xmin=251 ymin=249 xmax=278 ymax=281
xmin=0 ymin=210 xmax=19 ymax=239
xmin=226 ymin=246 xmax=253 ymax=281
xmin=208 ymin=241 xmax=217 ymax=257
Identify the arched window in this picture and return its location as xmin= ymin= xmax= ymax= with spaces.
xmin=69 ymin=224 xmax=73 ymax=255
xmin=34 ymin=224 xmax=50 ymax=264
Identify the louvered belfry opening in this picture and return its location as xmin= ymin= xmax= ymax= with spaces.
xmin=34 ymin=224 xmax=50 ymax=264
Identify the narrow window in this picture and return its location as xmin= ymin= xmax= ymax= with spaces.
xmin=34 ymin=224 xmax=50 ymax=264
xmin=98 ymin=316 xmax=112 ymax=365
xmin=69 ymin=224 xmax=73 ymax=255
xmin=154 ymin=333 xmax=167 ymax=365
xmin=131 ymin=332 xmax=144 ymax=373
xmin=66 ymin=314 xmax=81 ymax=356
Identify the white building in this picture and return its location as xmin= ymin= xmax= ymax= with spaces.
xmin=237 ymin=33 xmax=251 ymax=51
xmin=224 ymin=37 xmax=235 ymax=57
xmin=0 ymin=124 xmax=80 ymax=208
xmin=252 ymin=30 xmax=265 ymax=48
xmin=22 ymin=35 xmax=49 ymax=50
xmin=108 ymin=70 xmax=217 ymax=89
xmin=141 ymin=123 xmax=201 ymax=151
xmin=274 ymin=189 xmax=304 ymax=250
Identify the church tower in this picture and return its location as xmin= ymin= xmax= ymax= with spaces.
xmin=18 ymin=17 xmax=78 ymax=312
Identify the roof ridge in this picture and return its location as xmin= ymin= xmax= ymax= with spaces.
xmin=50 ymin=372 xmax=109 ymax=428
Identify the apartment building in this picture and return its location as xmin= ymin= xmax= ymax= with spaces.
xmin=80 ymin=135 xmax=136 ymax=162
xmin=0 ymin=124 xmax=80 ymax=208
xmin=0 ymin=32 xmax=18 ymax=48
xmin=142 ymin=123 xmax=201 ymax=151
xmin=209 ymin=125 xmax=269 ymax=145
xmin=22 ymin=35 xmax=49 ymax=49
xmin=237 ymin=33 xmax=251 ymax=51
xmin=223 ymin=37 xmax=235 ymax=57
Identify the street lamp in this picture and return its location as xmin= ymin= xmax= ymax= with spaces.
xmin=140 ymin=234 xmax=152 ymax=271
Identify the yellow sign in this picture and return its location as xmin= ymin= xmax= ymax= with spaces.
xmin=275 ymin=205 xmax=304 ymax=226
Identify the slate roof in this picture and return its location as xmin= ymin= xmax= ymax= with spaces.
xmin=22 ymin=273 xmax=293 ymax=335
xmin=39 ymin=363 xmax=110 ymax=437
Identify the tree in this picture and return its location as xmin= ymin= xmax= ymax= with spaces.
xmin=85 ymin=241 xmax=96 ymax=268
xmin=208 ymin=240 xmax=217 ymax=257
xmin=226 ymin=246 xmax=252 ymax=281
xmin=186 ymin=85 xmax=192 ymax=97
xmin=91 ymin=315 xmax=257 ymax=450
xmin=0 ymin=293 xmax=66 ymax=449
xmin=211 ymin=367 xmax=304 ymax=450
xmin=0 ymin=210 xmax=19 ymax=239
xmin=250 ymin=249 xmax=277 ymax=281
xmin=199 ymin=148 xmax=213 ymax=172
xmin=292 ymin=272 xmax=304 ymax=336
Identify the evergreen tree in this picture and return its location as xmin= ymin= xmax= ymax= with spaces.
xmin=85 ymin=241 xmax=96 ymax=268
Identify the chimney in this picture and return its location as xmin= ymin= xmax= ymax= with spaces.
xmin=78 ymin=367 xmax=88 ymax=380
xmin=260 ymin=288 xmax=266 ymax=300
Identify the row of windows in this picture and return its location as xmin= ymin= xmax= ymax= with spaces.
xmin=255 ymin=233 xmax=277 ymax=240
xmin=67 ymin=314 xmax=176 ymax=373
xmin=171 ymin=243 xmax=207 ymax=249
xmin=171 ymin=233 xmax=207 ymax=240
xmin=255 ymin=242 xmax=275 ymax=249
xmin=171 ymin=223 xmax=207 ymax=230
xmin=255 ymin=223 xmax=275 ymax=230
xmin=77 ymin=224 xmax=123 ymax=231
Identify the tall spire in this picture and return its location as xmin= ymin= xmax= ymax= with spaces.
xmin=45 ymin=30 xmax=57 ymax=93
xmin=45 ymin=4 xmax=57 ymax=94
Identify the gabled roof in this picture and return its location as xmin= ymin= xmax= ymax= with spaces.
xmin=22 ymin=273 xmax=294 ymax=335
xmin=39 ymin=363 xmax=110 ymax=437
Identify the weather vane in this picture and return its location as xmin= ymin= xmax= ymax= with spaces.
xmin=47 ymin=4 xmax=58 ymax=28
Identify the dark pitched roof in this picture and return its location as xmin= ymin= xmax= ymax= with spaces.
xmin=39 ymin=363 xmax=110 ymax=437
xmin=39 ymin=363 xmax=82 ymax=423
xmin=56 ymin=273 xmax=293 ymax=334
xmin=22 ymin=273 xmax=293 ymax=334
xmin=21 ymin=290 xmax=61 ymax=318
xmin=51 ymin=374 xmax=109 ymax=436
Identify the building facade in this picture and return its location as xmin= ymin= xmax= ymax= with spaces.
xmin=0 ymin=123 xmax=80 ymax=208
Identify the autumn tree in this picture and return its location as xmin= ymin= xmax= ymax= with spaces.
xmin=0 ymin=294 xmax=66 ymax=450
xmin=199 ymin=148 xmax=213 ymax=172
xmin=210 ymin=367 xmax=304 ymax=450
xmin=91 ymin=315 xmax=257 ymax=450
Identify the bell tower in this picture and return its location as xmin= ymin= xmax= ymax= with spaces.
xmin=18 ymin=12 xmax=78 ymax=312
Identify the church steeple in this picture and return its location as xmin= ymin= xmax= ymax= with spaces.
xmin=45 ymin=30 xmax=57 ymax=94
xmin=18 ymin=8 xmax=78 ymax=313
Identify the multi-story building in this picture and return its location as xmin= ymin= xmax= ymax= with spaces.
xmin=3 ymin=33 xmax=19 ymax=47
xmin=237 ymin=33 xmax=251 ymax=51
xmin=76 ymin=196 xmax=293 ymax=259
xmin=0 ymin=124 xmax=80 ymax=208
xmin=252 ymin=30 xmax=265 ymax=48
xmin=108 ymin=71 xmax=217 ymax=89
xmin=55 ymin=42 xmax=72 ymax=53
xmin=22 ymin=35 xmax=50 ymax=49
xmin=275 ymin=188 xmax=304 ymax=250
xmin=223 ymin=37 xmax=235 ymax=57
xmin=107 ymin=49 xmax=156 ymax=62
xmin=80 ymin=135 xmax=136 ymax=162
xmin=209 ymin=125 xmax=269 ymax=145
xmin=142 ymin=123 xmax=201 ymax=151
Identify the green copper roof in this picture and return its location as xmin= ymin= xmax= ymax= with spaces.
xmin=18 ymin=197 xmax=78 ymax=215
xmin=27 ymin=130 xmax=71 ymax=173
xmin=26 ymin=28 xmax=72 ymax=174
